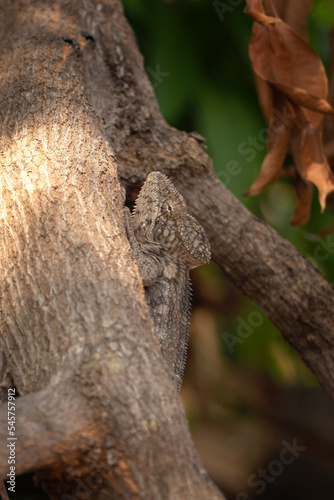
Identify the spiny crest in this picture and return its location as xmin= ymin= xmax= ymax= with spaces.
xmin=132 ymin=172 xmax=186 ymax=242
xmin=136 ymin=172 xmax=186 ymax=216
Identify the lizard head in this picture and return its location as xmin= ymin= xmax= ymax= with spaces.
xmin=132 ymin=172 xmax=211 ymax=268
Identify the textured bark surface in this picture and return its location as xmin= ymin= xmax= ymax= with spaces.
xmin=0 ymin=0 xmax=334 ymax=498
xmin=0 ymin=1 xmax=224 ymax=498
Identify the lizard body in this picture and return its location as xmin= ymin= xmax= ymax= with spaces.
xmin=124 ymin=172 xmax=211 ymax=390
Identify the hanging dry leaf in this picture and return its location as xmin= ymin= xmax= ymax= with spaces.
xmin=324 ymin=29 xmax=334 ymax=150
xmin=261 ymin=0 xmax=312 ymax=40
xmin=322 ymin=29 xmax=334 ymax=234
xmin=245 ymin=89 xmax=293 ymax=196
xmin=244 ymin=0 xmax=334 ymax=225
xmin=290 ymin=175 xmax=313 ymax=226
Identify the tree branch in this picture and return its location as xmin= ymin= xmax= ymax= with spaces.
xmin=86 ymin=0 xmax=334 ymax=399
xmin=183 ymin=175 xmax=334 ymax=399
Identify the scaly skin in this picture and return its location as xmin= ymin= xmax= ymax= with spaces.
xmin=124 ymin=172 xmax=211 ymax=390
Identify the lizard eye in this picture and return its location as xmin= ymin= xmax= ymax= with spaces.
xmin=161 ymin=201 xmax=174 ymax=215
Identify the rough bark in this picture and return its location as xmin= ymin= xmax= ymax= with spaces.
xmin=0 ymin=0 xmax=334 ymax=498
xmin=0 ymin=1 xmax=223 ymax=498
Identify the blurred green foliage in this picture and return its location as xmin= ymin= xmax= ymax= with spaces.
xmin=122 ymin=0 xmax=334 ymax=386
xmin=312 ymin=0 xmax=334 ymax=27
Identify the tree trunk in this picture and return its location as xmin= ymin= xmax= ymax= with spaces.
xmin=0 ymin=0 xmax=334 ymax=498
xmin=0 ymin=1 xmax=224 ymax=498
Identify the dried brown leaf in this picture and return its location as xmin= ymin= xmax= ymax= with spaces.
xmin=264 ymin=0 xmax=312 ymax=40
xmin=245 ymin=92 xmax=293 ymax=195
xmin=245 ymin=0 xmax=276 ymax=24
xmin=290 ymin=175 xmax=313 ymax=226
xmin=324 ymin=29 xmax=334 ymax=144
xmin=291 ymin=109 xmax=334 ymax=210
xmin=249 ymin=21 xmax=334 ymax=115
xmin=253 ymin=75 xmax=273 ymax=123
xmin=244 ymin=0 xmax=334 ymax=224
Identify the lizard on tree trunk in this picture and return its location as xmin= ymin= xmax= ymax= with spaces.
xmin=124 ymin=172 xmax=211 ymax=389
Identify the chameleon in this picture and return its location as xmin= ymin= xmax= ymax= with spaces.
xmin=123 ymin=172 xmax=211 ymax=390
